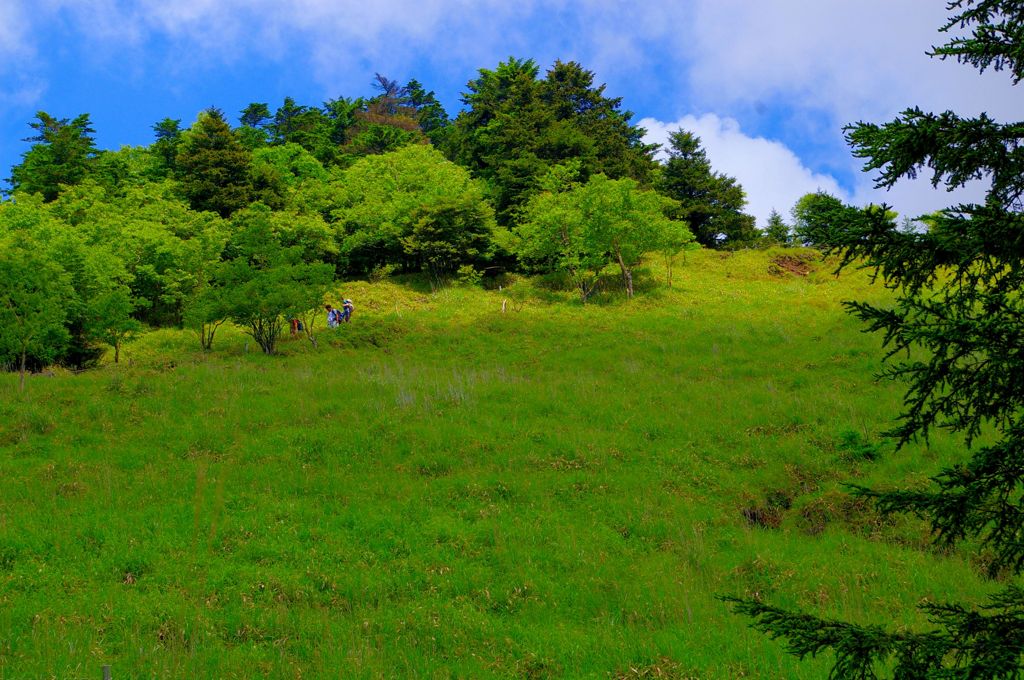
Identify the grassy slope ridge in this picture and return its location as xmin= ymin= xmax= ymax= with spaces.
xmin=0 ymin=250 xmax=994 ymax=678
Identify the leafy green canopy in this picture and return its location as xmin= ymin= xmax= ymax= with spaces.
xmin=728 ymin=1 xmax=1024 ymax=676
xmin=0 ymin=192 xmax=144 ymax=369
xmin=49 ymin=179 xmax=228 ymax=327
xmin=331 ymin=145 xmax=495 ymax=275
xmin=512 ymin=168 xmax=690 ymax=301
xmin=0 ymin=239 xmax=72 ymax=390
xmin=790 ymin=191 xmax=855 ymax=247
xmin=0 ymin=57 xmax=712 ymax=373
xmin=211 ymin=204 xmax=333 ymax=355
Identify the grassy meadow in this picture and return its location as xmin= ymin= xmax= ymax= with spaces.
xmin=0 ymin=249 xmax=996 ymax=678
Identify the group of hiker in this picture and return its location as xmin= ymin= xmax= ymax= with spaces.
xmin=326 ymin=300 xmax=354 ymax=328
xmin=288 ymin=298 xmax=354 ymax=336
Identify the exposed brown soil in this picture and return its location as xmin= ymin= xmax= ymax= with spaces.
xmin=768 ymin=254 xmax=816 ymax=276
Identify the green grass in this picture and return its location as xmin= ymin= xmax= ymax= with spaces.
xmin=0 ymin=249 xmax=997 ymax=678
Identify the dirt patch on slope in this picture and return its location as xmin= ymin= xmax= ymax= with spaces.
xmin=768 ymin=253 xmax=817 ymax=277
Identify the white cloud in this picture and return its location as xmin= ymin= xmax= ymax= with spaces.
xmin=0 ymin=80 xmax=46 ymax=108
xmin=9 ymin=0 xmax=1016 ymax=114
xmin=642 ymin=113 xmax=992 ymax=227
xmin=682 ymin=0 xmax=1018 ymax=124
xmin=641 ymin=113 xmax=845 ymax=226
xmin=14 ymin=1 xmax=1012 ymax=125
xmin=35 ymin=1 xmax=1009 ymax=142
xmin=16 ymin=0 xmax=544 ymax=93
xmin=0 ymin=2 xmax=44 ymax=112
xmin=0 ymin=2 xmax=30 ymax=56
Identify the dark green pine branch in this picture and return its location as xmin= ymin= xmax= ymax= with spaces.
xmin=931 ymin=0 xmax=1024 ymax=84
xmin=724 ymin=589 xmax=1024 ymax=679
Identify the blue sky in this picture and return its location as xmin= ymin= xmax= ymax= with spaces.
xmin=1 ymin=1 xmax=1015 ymax=224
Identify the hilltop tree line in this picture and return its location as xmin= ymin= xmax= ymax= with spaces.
xmin=1 ymin=57 xmax=825 ymax=377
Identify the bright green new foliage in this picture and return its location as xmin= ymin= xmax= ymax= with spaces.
xmin=332 ymin=145 xmax=492 ymax=274
xmin=402 ymin=197 xmax=495 ymax=280
xmin=0 ymin=242 xmax=72 ymax=390
xmin=514 ymin=173 xmax=690 ymax=300
xmin=50 ymin=180 xmax=228 ymax=327
xmin=84 ymin=285 xmax=140 ymax=365
xmin=512 ymin=177 xmax=602 ymax=301
xmin=791 ymin=191 xmax=858 ymax=248
xmin=579 ymin=174 xmax=685 ymax=298
xmin=215 ymin=204 xmax=333 ymax=354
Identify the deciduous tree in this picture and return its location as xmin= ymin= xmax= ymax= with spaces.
xmin=216 ymin=204 xmax=333 ymax=354
xmin=513 ymin=171 xmax=688 ymax=300
xmin=790 ymin=190 xmax=852 ymax=247
xmin=0 ymin=242 xmax=72 ymax=390
xmin=85 ymin=285 xmax=140 ymax=364
xmin=402 ymin=196 xmax=495 ymax=282
xmin=660 ymin=218 xmax=697 ymax=288
xmin=331 ymin=145 xmax=493 ymax=275
xmin=580 ymin=174 xmax=681 ymax=298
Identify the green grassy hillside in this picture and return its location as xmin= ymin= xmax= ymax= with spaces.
xmin=0 ymin=250 xmax=993 ymax=678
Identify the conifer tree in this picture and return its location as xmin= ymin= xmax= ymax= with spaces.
xmin=403 ymin=78 xmax=450 ymax=145
xmin=445 ymin=58 xmax=657 ymax=225
xmin=8 ymin=112 xmax=98 ymax=201
xmin=151 ymin=118 xmax=183 ymax=175
xmin=763 ymin=209 xmax=791 ymax=245
xmin=727 ymin=2 xmax=1024 ymax=676
xmin=176 ymin=108 xmax=253 ymax=218
xmin=655 ymin=130 xmax=757 ymax=247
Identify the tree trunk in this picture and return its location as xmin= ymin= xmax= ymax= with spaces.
xmin=200 ymin=320 xmax=224 ymax=351
xmin=250 ymin=316 xmax=280 ymax=354
xmin=578 ymin=276 xmax=599 ymax=303
xmin=304 ymin=321 xmax=318 ymax=349
xmin=616 ymin=251 xmax=634 ymax=298
xmin=114 ymin=341 xmax=120 ymax=364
